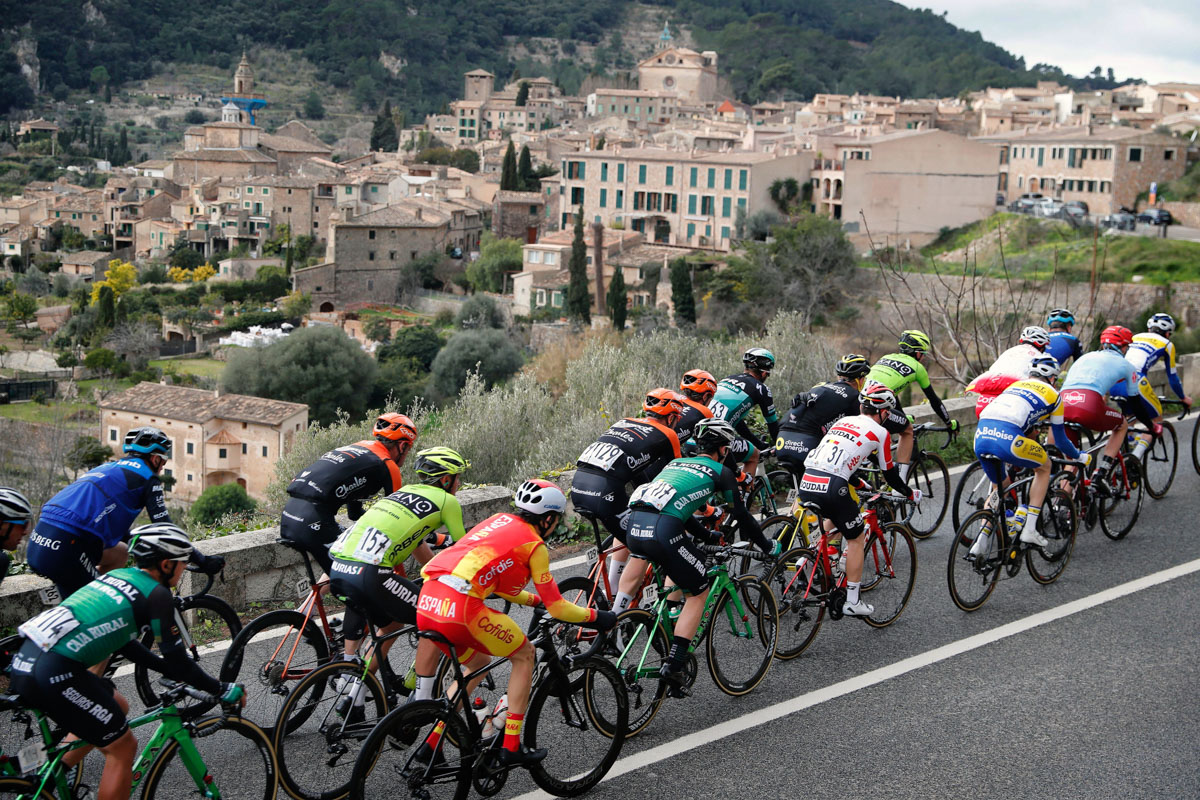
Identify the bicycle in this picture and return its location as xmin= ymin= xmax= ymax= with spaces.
xmin=762 ymin=492 xmax=917 ymax=660
xmin=742 ymin=451 xmax=794 ymax=520
xmin=348 ymin=617 xmax=629 ymax=800
xmin=1072 ymin=432 xmax=1146 ymax=540
xmin=892 ymin=422 xmax=954 ymax=538
xmin=0 ymin=680 xmax=278 ymax=800
xmin=612 ymin=544 xmax=777 ymax=736
xmin=1141 ymin=397 xmax=1189 ymax=500
xmin=947 ymin=457 xmax=1079 ymax=612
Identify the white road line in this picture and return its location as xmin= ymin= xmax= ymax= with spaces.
xmin=510 ymin=557 xmax=1200 ymax=800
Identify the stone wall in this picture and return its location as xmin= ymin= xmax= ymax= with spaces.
xmin=1161 ymin=201 xmax=1200 ymax=228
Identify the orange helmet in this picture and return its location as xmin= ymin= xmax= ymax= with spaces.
xmin=680 ymin=369 xmax=717 ymax=400
xmin=643 ymin=388 xmax=685 ymax=418
xmin=1099 ymin=325 xmax=1133 ymax=350
xmin=374 ymin=412 xmax=418 ymax=444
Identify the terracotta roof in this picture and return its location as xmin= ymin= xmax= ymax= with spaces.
xmin=338 ymin=204 xmax=448 ymax=229
xmin=101 ymin=382 xmax=308 ymax=425
xmin=716 ymin=100 xmax=738 ymax=113
xmin=206 ymin=428 xmax=242 ymax=445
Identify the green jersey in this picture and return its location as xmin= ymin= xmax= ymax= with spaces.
xmin=866 ymin=353 xmax=930 ymax=393
xmin=627 ymin=455 xmax=737 ymax=522
xmin=329 ymin=484 xmax=465 ymax=568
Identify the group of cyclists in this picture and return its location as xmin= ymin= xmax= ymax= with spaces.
xmin=0 ymin=302 xmax=1191 ymax=797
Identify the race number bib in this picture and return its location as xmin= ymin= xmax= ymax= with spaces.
xmin=629 ymin=480 xmax=675 ymax=511
xmin=640 ymin=583 xmax=659 ymax=606
xmin=352 ymin=526 xmax=391 ymax=566
xmin=19 ymin=605 xmax=80 ymax=652
xmin=578 ymin=442 xmax=625 ymax=471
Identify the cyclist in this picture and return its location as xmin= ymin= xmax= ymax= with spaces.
xmin=281 ymin=412 xmax=416 ymax=577
xmin=328 ymin=447 xmax=471 ymax=678
xmin=1060 ymin=326 xmax=1161 ymax=492
xmin=570 ymin=388 xmax=684 ymax=592
xmin=9 ymin=523 xmax=244 ymax=800
xmin=412 ymin=479 xmax=615 ymax=766
xmin=675 ymin=369 xmax=717 ymax=441
xmin=775 ymin=354 xmax=871 ymax=481
xmin=708 ymin=348 xmax=781 ymax=478
xmin=970 ymin=355 xmax=1083 ymax=557
xmin=0 ymin=487 xmax=33 ymax=586
xmin=616 ymin=418 xmax=775 ymax=694
xmin=1126 ymin=312 xmax=1192 ymax=414
xmin=864 ymin=330 xmax=957 ymax=479
xmin=798 ymin=386 xmax=920 ymax=617
xmin=1045 ymin=308 xmax=1084 ymax=367
xmin=966 ymin=326 xmax=1051 ymax=417
xmin=26 ymin=427 xmax=222 ymax=598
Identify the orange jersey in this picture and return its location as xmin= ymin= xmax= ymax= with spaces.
xmin=421 ymin=512 xmax=593 ymax=624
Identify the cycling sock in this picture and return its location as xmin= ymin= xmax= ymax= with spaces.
xmin=1022 ymin=505 xmax=1041 ymax=532
xmin=667 ymin=635 xmax=689 ymax=667
xmin=613 ymin=592 xmax=634 ymax=613
xmin=502 ymin=712 xmax=525 ymax=752
xmin=1095 ymin=455 xmax=1113 ymax=475
xmin=415 ymin=675 xmax=435 ymax=701
xmin=897 ymin=462 xmax=912 ymax=482
xmin=607 ymin=558 xmax=626 ymax=590
xmin=846 ymin=581 xmax=861 ymax=605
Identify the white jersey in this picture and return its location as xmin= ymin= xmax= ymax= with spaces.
xmin=987 ymin=344 xmax=1041 ymax=379
xmin=803 ymin=414 xmax=894 ymax=480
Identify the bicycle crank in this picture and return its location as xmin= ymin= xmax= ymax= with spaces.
xmin=827 ymin=587 xmax=847 ymax=621
xmin=472 ymin=747 xmax=510 ymax=797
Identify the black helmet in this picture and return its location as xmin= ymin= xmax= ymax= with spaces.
xmin=123 ymin=426 xmax=171 ymax=458
xmin=835 ymin=354 xmax=870 ymax=379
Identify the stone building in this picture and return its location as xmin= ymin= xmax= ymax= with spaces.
xmin=636 ymin=47 xmax=719 ymax=105
xmin=492 ymin=191 xmax=546 ymax=243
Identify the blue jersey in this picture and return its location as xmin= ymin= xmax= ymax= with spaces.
xmin=38 ymin=458 xmax=171 ymax=548
xmin=1045 ymin=330 xmax=1082 ymax=366
xmin=1061 ymin=351 xmax=1139 ymax=399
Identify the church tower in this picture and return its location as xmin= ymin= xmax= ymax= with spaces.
xmin=221 ymin=52 xmax=267 ymax=125
xmin=657 ymin=21 xmax=672 ymax=51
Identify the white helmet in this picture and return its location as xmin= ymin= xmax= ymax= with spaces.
xmin=0 ymin=487 xmax=32 ymax=525
xmin=1019 ymin=326 xmax=1050 ymax=350
xmin=129 ymin=523 xmax=193 ymax=564
xmin=1028 ymin=355 xmax=1061 ymax=380
xmin=1147 ymin=313 xmax=1176 ymax=334
xmin=514 ymin=479 xmax=567 ymax=515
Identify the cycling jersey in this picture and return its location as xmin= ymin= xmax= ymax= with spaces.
xmin=974 ymin=380 xmax=1079 ymax=482
xmin=286 ymin=440 xmax=402 ymax=510
xmin=36 ymin=457 xmax=169 ymax=549
xmin=1061 ymin=351 xmax=1140 ymax=397
xmin=804 ymin=415 xmax=897 ymax=482
xmin=865 ymin=353 xmax=950 ymax=423
xmin=675 ymin=398 xmax=713 ymax=442
xmin=1046 ymin=330 xmax=1083 ymax=366
xmin=967 ymin=344 xmax=1041 ymax=397
xmin=0 ymin=550 xmax=10 ymax=586
xmin=1062 ymin=351 xmax=1160 ymax=431
xmin=1126 ymin=332 xmax=1184 ymax=399
xmin=328 ymin=562 xmax=420 ymax=631
xmin=574 ymin=417 xmax=682 ymax=485
xmin=780 ymin=381 xmax=860 ymax=438
xmin=708 ymin=373 xmax=779 ymax=450
xmin=329 ymin=485 xmax=465 ymax=569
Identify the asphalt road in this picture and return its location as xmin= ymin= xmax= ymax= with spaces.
xmin=74 ymin=418 xmax=1200 ymax=799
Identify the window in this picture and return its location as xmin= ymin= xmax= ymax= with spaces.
xmin=617 ymin=164 xmax=625 ymax=182
xmin=242 ymin=443 xmax=247 ymax=455
xmin=552 ymin=290 xmax=563 ymax=307
xmin=411 ymin=251 xmax=418 ymax=260
xmin=686 ymin=222 xmax=695 ymax=239
xmin=701 ymin=196 xmax=715 ymax=215
xmin=615 ymin=190 xmax=623 ymax=209
xmin=739 ymin=170 xmax=747 ymax=191
xmin=1037 ymin=147 xmax=1044 ymax=167
xmin=186 ymin=442 xmax=194 ymax=455
xmin=570 ymin=187 xmax=585 ymax=205
xmin=1018 ymin=176 xmax=1024 ymax=188
xmin=689 ymin=167 xmax=697 ymax=187
xmin=665 ymin=194 xmax=677 ymax=212
xmin=601 ymin=162 xmax=608 ymax=181
xmin=707 ymin=169 xmax=715 ymax=189
xmin=368 ymin=251 xmax=375 ymax=261
xmin=345 ymin=187 xmax=352 ymax=194
xmin=721 ymin=226 xmax=730 ymax=240
xmin=724 ymin=169 xmax=732 ymax=190
xmin=1165 ymin=149 xmax=1175 ymax=161
xmin=262 ymin=446 xmax=268 ymax=457
xmin=218 ymin=448 xmax=227 ymax=459
xmin=599 ymin=188 xmax=607 ymax=208
xmin=536 ymin=289 xmax=546 ymax=305
xmin=544 ymin=252 xmax=556 ymax=265
xmin=390 ymin=251 xmax=397 ymax=260
xmin=187 ymin=474 xmax=193 ymax=482
xmin=666 ymin=166 xmax=674 ymax=186
xmin=368 ymin=230 xmax=376 ymax=239
xmin=633 ymin=191 xmax=644 ymax=211
xmin=688 ymin=195 xmax=697 ymax=214
xmin=529 ymin=250 xmax=543 ymax=264
xmin=371 ymin=186 xmax=377 ymax=193
xmin=1129 ymin=147 xmax=1142 ymax=162
xmin=162 ymin=469 xmax=172 ymax=491
xmin=109 ymin=428 xmax=117 ymax=442
xmin=246 ymin=187 xmax=254 ymax=194
xmin=638 ymin=165 xmax=647 ymax=184
xmin=722 ymin=197 xmax=731 ymax=218
xmin=737 ymin=197 xmax=746 ymax=212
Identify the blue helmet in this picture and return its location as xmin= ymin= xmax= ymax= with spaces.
xmin=123 ymin=426 xmax=172 ymax=457
xmin=1046 ymin=308 xmax=1075 ymax=327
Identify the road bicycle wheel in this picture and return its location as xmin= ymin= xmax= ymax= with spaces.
xmin=220 ymin=608 xmax=332 ymax=739
xmin=610 ymin=608 xmax=669 ymax=736
xmin=763 ymin=547 xmax=827 ymax=660
xmin=861 ymin=523 xmax=917 ymax=628
xmin=906 ymin=451 xmax=950 ymax=538
xmin=1143 ymin=421 xmax=1177 ymax=500
xmin=136 ymin=593 xmax=241 ymax=719
xmin=142 ymin=715 xmax=279 ymax=800
xmin=0 ymin=777 xmax=55 ymax=799
xmin=526 ymin=657 xmax=628 ymax=797
xmin=1192 ymin=416 xmax=1200 ymax=477
xmin=745 ymin=475 xmax=777 ymax=518
xmin=706 ymin=576 xmax=777 ymax=696
xmin=1026 ymin=489 xmax=1077 ymax=584
xmin=734 ymin=514 xmax=799 ymax=578
xmin=947 ymin=510 xmax=1001 ymax=612
xmin=1100 ymin=459 xmax=1144 ymax=541
xmin=951 ymin=460 xmax=990 ymax=533
xmin=275 ymin=660 xmax=390 ymax=800
xmin=768 ymin=469 xmax=796 ymax=506
xmin=351 ymin=700 xmax=472 ymax=800
xmin=550 ymin=575 xmax=610 ymax=659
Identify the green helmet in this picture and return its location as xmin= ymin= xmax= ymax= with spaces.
xmin=898 ymin=330 xmax=931 ymax=355
xmin=414 ymin=447 xmax=470 ymax=482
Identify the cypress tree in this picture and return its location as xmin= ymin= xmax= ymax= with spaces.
xmin=500 ymin=141 xmax=518 ymax=191
xmin=517 ymin=145 xmax=535 ymax=191
xmin=669 ymin=258 xmax=696 ymax=326
xmin=606 ymin=263 xmax=627 ymax=331
xmin=565 ymin=210 xmax=591 ymax=326
xmin=370 ymin=100 xmax=398 ymax=151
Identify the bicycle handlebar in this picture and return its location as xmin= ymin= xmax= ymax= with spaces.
xmin=701 ymin=543 xmax=772 ymax=562
xmin=1156 ymin=395 xmax=1190 ymax=420
xmin=183 ymin=566 xmax=219 ymax=597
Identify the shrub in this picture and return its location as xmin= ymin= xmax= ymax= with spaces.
xmin=191 ymin=483 xmax=257 ymax=526
xmin=455 ymin=296 xmax=504 ymax=329
xmin=430 ymin=329 xmax=524 ymax=397
xmin=377 ymin=325 xmax=443 ymax=370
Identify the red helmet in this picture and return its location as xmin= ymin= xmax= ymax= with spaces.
xmin=643 ymin=388 xmax=685 ymax=417
xmin=1099 ymin=325 xmax=1133 ymax=350
xmin=680 ymin=369 xmax=717 ymax=400
xmin=374 ymin=412 xmax=418 ymax=444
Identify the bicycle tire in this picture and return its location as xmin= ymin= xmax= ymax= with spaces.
xmin=526 ymin=657 xmax=628 ymax=797
xmin=951 ymin=460 xmax=990 ymax=533
xmin=551 ymin=575 xmax=610 ymax=660
xmin=1099 ymin=458 xmax=1144 ymax=541
xmin=706 ymin=576 xmax=777 ymax=696
xmin=862 ymin=523 xmax=917 ymax=628
xmin=906 ymin=451 xmax=949 ymax=538
xmin=135 ymin=593 xmax=241 ymax=719
xmin=745 ymin=475 xmax=777 ymax=518
xmin=1192 ymin=415 xmax=1200 ymax=477
xmin=610 ymin=608 xmax=669 ymax=737
xmin=0 ymin=776 xmax=55 ymax=800
xmin=736 ymin=514 xmax=799 ymax=577
xmin=947 ymin=510 xmax=1001 ymax=612
xmin=1026 ymin=489 xmax=1077 ymax=584
xmin=141 ymin=715 xmax=279 ymax=800
xmin=349 ymin=699 xmax=472 ymax=800
xmin=763 ymin=547 xmax=826 ymax=660
xmin=1143 ymin=420 xmax=1177 ymax=500
xmin=220 ymin=608 xmax=332 ymax=739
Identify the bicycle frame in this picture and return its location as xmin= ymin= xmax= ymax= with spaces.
xmin=778 ymin=504 xmax=894 ymax=599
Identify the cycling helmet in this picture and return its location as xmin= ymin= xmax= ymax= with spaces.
xmin=374 ymin=412 xmax=418 ymax=444
xmin=835 ymin=354 xmax=871 ymax=380
xmin=897 ymin=330 xmax=931 ymax=355
xmin=1099 ymin=325 xmax=1133 ymax=351
xmin=643 ymin=388 xmax=685 ymax=418
xmin=414 ymin=447 xmax=470 ymax=480
xmin=123 ymin=426 xmax=171 ymax=458
xmin=514 ymin=479 xmax=567 ymax=515
xmin=742 ymin=348 xmax=776 ymax=372
xmin=129 ymin=523 xmax=193 ymax=564
xmin=1147 ymin=312 xmax=1176 ymax=334
xmin=680 ymin=369 xmax=717 ymax=399
xmin=1019 ymin=326 xmax=1050 ymax=351
xmin=859 ymin=384 xmax=898 ymax=412
xmin=1046 ymin=308 xmax=1075 ymax=327
xmin=1028 ymin=354 xmax=1061 ymax=380
xmin=0 ymin=487 xmax=32 ymax=525
xmin=693 ymin=418 xmax=738 ymax=450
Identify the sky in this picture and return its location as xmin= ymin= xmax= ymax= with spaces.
xmin=896 ymin=0 xmax=1200 ymax=85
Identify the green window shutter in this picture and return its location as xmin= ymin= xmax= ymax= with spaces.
xmin=739 ymin=170 xmax=747 ymax=191
xmin=666 ymin=166 xmax=674 ymax=186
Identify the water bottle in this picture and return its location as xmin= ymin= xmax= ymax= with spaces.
xmin=825 ymin=543 xmax=841 ymax=577
xmin=483 ymin=693 xmax=508 ymax=738
xmin=472 ymin=696 xmax=488 ymax=730
xmin=835 ymin=551 xmax=846 ymax=578
xmin=1004 ymin=508 xmax=1016 ymax=533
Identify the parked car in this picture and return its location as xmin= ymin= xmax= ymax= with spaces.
xmin=1136 ymin=208 xmax=1173 ymax=226
xmin=1063 ymin=201 xmax=1089 ymax=218
xmin=1011 ymin=193 xmax=1046 ymax=214
xmin=1033 ymin=198 xmax=1066 ymax=218
xmin=1100 ymin=211 xmax=1136 ymax=231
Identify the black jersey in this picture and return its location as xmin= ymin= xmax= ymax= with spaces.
xmin=286 ymin=440 xmax=402 ymax=509
xmin=780 ymin=380 xmax=861 ymax=438
xmin=575 ymin=418 xmax=682 ymax=485
xmin=675 ymin=398 xmax=713 ymax=442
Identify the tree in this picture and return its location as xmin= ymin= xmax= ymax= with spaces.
xmin=90 ymin=259 xmax=137 ymax=304
xmin=606 ymin=263 xmax=627 ymax=331
xmin=83 ymin=347 xmax=118 ymax=375
xmin=515 ymin=81 xmax=529 ymax=107
xmin=768 ymin=178 xmax=800 ymax=215
xmin=565 ymin=211 xmax=591 ymax=326
xmin=66 ymin=436 xmax=112 ymax=476
xmin=467 ymin=234 xmax=521 ymax=293
xmin=303 ymin=90 xmax=326 ymax=120
xmin=184 ymin=109 xmax=207 ymax=125
xmin=95 ymin=284 xmax=116 ymax=328
xmin=164 ymin=306 xmax=215 ymax=341
xmin=370 ymin=100 xmax=398 ymax=152
xmin=377 ymin=325 xmax=442 ymax=370
xmin=500 ymin=141 xmax=519 ymax=191
xmin=105 ymin=322 xmax=160 ymax=370
xmin=362 ymin=316 xmax=392 ymax=343
xmin=517 ymin=145 xmax=535 ymax=191
xmin=191 ymin=483 xmax=257 ymax=526
xmin=430 ymin=329 xmax=523 ymax=397
xmin=168 ymin=242 xmax=205 ymax=271
xmin=89 ymin=65 xmax=110 ymax=91
xmin=669 ymin=258 xmax=696 ymax=326
xmin=281 ymin=291 xmax=312 ymax=319
xmin=4 ymin=292 xmax=37 ymax=331
xmin=17 ymin=268 xmax=49 ymax=297
xmin=455 ymin=296 xmax=504 ymax=329
xmin=222 ymin=325 xmax=378 ymax=426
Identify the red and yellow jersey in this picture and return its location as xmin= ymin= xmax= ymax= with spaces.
xmin=421 ymin=512 xmax=594 ymax=624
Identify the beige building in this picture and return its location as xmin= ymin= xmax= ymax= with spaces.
xmin=586 ymin=89 xmax=679 ymax=125
xmin=636 ymin=47 xmax=719 ymax=105
xmin=99 ymin=382 xmax=308 ymax=504
xmin=513 ymin=227 xmax=646 ymax=315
